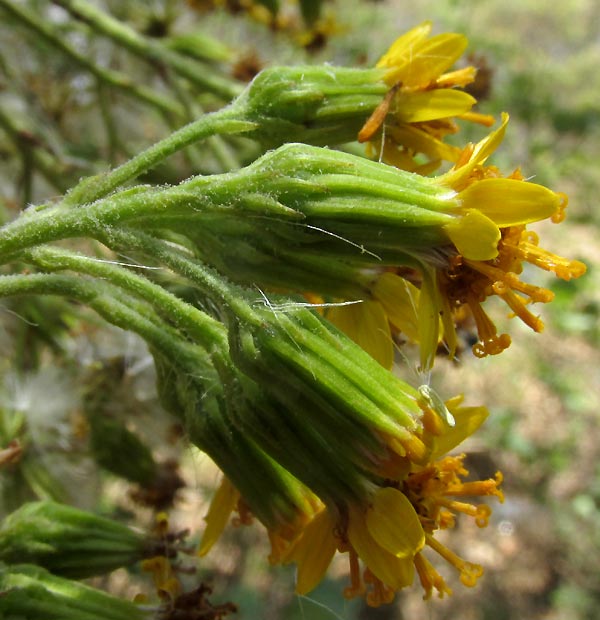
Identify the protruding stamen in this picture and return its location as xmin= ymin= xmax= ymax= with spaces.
xmin=492 ymin=284 xmax=545 ymax=332
xmin=467 ymin=259 xmax=554 ymax=303
xmin=468 ymin=299 xmax=511 ymax=357
xmin=436 ymin=499 xmax=491 ymax=527
xmin=426 ymin=534 xmax=483 ymax=588
xmin=508 ymin=238 xmax=586 ymax=281
xmin=414 ymin=552 xmax=453 ymax=599
xmin=364 ymin=569 xmax=395 ymax=607
xmin=343 ymin=548 xmax=365 ymax=599
xmin=445 ymin=473 xmax=504 ymax=503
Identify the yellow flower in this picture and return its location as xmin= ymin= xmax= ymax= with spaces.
xmin=278 ymin=396 xmax=501 ymax=605
xmin=196 ymin=387 xmax=498 ymax=606
xmin=359 ymin=22 xmax=494 ymax=172
xmin=431 ymin=114 xmax=586 ymax=360
xmin=328 ymin=114 xmax=585 ymax=369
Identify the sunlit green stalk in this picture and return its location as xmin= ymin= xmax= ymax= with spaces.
xmin=0 ymin=272 xmax=211 ymax=379
xmin=22 ymin=245 xmax=227 ymax=350
xmin=64 ymin=109 xmax=255 ymax=205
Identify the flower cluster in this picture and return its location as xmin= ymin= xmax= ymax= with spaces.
xmin=0 ymin=12 xmax=586 ymax=617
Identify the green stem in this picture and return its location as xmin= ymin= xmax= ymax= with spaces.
xmin=0 ymin=272 xmax=210 ymax=378
xmin=51 ymin=0 xmax=243 ymax=100
xmin=0 ymin=181 xmax=215 ymax=261
xmin=64 ymin=106 xmax=255 ymax=205
xmin=0 ymin=0 xmax=183 ymax=118
xmin=95 ymin=228 xmax=258 ymax=324
xmin=22 ymin=245 xmax=227 ymax=350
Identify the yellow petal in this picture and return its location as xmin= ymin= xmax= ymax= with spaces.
xmin=398 ymin=33 xmax=468 ymax=86
xmin=444 ymin=209 xmax=501 ymax=261
xmin=197 ymin=476 xmax=239 ymax=556
xmin=285 ymin=509 xmax=337 ymax=595
xmin=470 ymin=112 xmax=509 ymax=165
xmin=372 ymin=272 xmax=420 ymax=342
xmin=377 ymin=22 xmax=432 ymax=71
xmin=380 ymin=28 xmax=467 ymax=87
xmin=327 ymin=300 xmax=393 ymax=369
xmin=348 ymin=506 xmax=415 ymax=590
xmin=430 ymin=404 xmax=489 ymax=460
xmin=439 ymin=113 xmax=509 ymax=190
xmin=366 ymin=487 xmax=425 ymax=557
xmin=459 ymin=178 xmax=561 ymax=227
xmin=395 ymin=89 xmax=476 ymax=123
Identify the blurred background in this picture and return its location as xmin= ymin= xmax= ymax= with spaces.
xmin=0 ymin=1 xmax=598 ymax=619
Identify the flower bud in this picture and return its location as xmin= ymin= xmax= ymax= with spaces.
xmin=0 ymin=501 xmax=154 ymax=578
xmin=222 ymin=297 xmax=428 ymax=504
xmin=0 ymin=563 xmax=147 ymax=620
xmin=235 ymin=65 xmax=387 ymax=149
